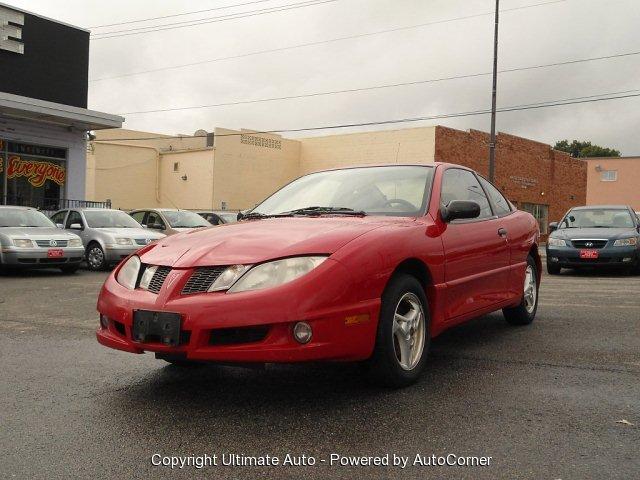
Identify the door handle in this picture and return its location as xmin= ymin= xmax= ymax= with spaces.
xmin=498 ymin=227 xmax=508 ymax=237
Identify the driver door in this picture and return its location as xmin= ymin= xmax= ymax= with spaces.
xmin=439 ymin=168 xmax=510 ymax=321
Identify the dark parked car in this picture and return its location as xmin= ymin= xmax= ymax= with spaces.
xmin=546 ymin=205 xmax=640 ymax=274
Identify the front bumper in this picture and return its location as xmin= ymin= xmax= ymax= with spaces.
xmin=103 ymin=245 xmax=145 ymax=264
xmin=1 ymin=247 xmax=85 ymax=267
xmin=96 ymin=259 xmax=380 ymax=363
xmin=546 ymin=245 xmax=639 ymax=268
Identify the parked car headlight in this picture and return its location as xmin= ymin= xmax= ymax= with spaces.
xmin=228 ymin=256 xmax=327 ymax=293
xmin=115 ymin=237 xmax=134 ymax=246
xmin=68 ymin=238 xmax=83 ymax=248
xmin=613 ymin=237 xmax=638 ymax=247
xmin=13 ymin=239 xmax=33 ymax=248
xmin=116 ymin=255 xmax=141 ymax=290
xmin=208 ymin=264 xmax=250 ymax=292
xmin=547 ymin=237 xmax=566 ymax=247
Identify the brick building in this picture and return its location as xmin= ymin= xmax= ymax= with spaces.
xmin=89 ymin=125 xmax=586 ymax=237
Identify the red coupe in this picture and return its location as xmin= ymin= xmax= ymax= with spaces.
xmin=97 ymin=163 xmax=541 ymax=387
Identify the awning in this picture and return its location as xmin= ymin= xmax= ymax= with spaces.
xmin=0 ymin=92 xmax=124 ymax=131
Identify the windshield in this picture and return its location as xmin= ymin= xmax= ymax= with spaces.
xmin=163 ymin=210 xmax=211 ymax=228
xmin=219 ymin=213 xmax=237 ymax=223
xmin=0 ymin=208 xmax=55 ymax=228
xmin=84 ymin=210 xmax=142 ymax=229
xmin=252 ymin=166 xmax=434 ymax=217
xmin=560 ymin=208 xmax=635 ymax=229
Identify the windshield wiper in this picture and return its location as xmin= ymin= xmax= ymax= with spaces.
xmin=283 ymin=206 xmax=367 ymax=217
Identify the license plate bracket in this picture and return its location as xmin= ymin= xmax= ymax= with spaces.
xmin=47 ymin=249 xmax=64 ymax=258
xmin=579 ymin=249 xmax=599 ymax=259
xmin=132 ymin=310 xmax=182 ymax=346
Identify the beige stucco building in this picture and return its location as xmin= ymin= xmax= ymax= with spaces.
xmin=585 ymin=157 xmax=640 ymax=211
xmin=87 ymin=126 xmax=437 ymax=211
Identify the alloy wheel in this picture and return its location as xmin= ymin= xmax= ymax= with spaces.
xmin=523 ymin=265 xmax=537 ymax=314
xmin=88 ymin=247 xmax=104 ymax=269
xmin=392 ymin=292 xmax=426 ymax=371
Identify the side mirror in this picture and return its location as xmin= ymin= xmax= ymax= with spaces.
xmin=237 ymin=210 xmax=247 ymax=221
xmin=548 ymin=221 xmax=558 ymax=232
xmin=55 ymin=223 xmax=64 ymax=229
xmin=440 ymin=200 xmax=481 ymax=222
xmin=70 ymin=223 xmax=83 ymax=230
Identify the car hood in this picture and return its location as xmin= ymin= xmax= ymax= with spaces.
xmin=0 ymin=227 xmax=80 ymax=239
xmin=551 ymin=227 xmax=638 ymax=240
xmin=140 ymin=216 xmax=401 ymax=267
xmin=95 ymin=227 xmax=165 ymax=239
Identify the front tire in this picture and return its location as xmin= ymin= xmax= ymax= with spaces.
xmin=546 ymin=262 xmax=561 ymax=275
xmin=86 ymin=242 xmax=107 ymax=271
xmin=504 ymin=255 xmax=539 ymax=325
xmin=368 ymin=274 xmax=430 ymax=388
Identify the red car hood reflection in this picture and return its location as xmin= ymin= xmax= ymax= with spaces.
xmin=139 ymin=216 xmax=399 ymax=267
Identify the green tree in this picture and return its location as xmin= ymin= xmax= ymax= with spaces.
xmin=554 ymin=140 xmax=620 ymax=158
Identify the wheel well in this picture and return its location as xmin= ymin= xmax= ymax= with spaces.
xmin=529 ymin=244 xmax=542 ymax=281
xmin=391 ymin=258 xmax=432 ymax=290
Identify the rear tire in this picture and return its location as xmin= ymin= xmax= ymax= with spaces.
xmin=504 ymin=255 xmax=539 ymax=326
xmin=546 ymin=262 xmax=560 ymax=275
xmin=368 ymin=274 xmax=430 ymax=388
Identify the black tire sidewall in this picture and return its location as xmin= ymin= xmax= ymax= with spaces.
xmin=371 ymin=274 xmax=431 ymax=387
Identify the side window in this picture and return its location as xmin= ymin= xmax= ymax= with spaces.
xmin=210 ymin=214 xmax=221 ymax=225
xmin=441 ymin=168 xmax=493 ymax=219
xmin=146 ymin=212 xmax=165 ymax=228
xmin=50 ymin=211 xmax=67 ymax=226
xmin=130 ymin=211 xmax=146 ymax=225
xmin=478 ymin=176 xmax=512 ymax=216
xmin=65 ymin=211 xmax=84 ymax=228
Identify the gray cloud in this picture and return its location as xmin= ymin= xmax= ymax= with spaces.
xmin=11 ymin=0 xmax=640 ymax=153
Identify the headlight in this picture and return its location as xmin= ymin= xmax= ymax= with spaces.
xmin=228 ymin=256 xmax=327 ymax=293
xmin=115 ymin=237 xmax=134 ymax=246
xmin=116 ymin=255 xmax=141 ymax=290
xmin=68 ymin=238 xmax=83 ymax=247
xmin=613 ymin=237 xmax=638 ymax=247
xmin=547 ymin=237 xmax=566 ymax=247
xmin=13 ymin=239 xmax=33 ymax=248
xmin=208 ymin=264 xmax=250 ymax=292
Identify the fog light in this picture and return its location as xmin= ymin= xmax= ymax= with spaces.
xmin=293 ymin=321 xmax=312 ymax=344
xmin=550 ymin=257 xmax=559 ymax=262
xmin=99 ymin=314 xmax=109 ymax=329
xmin=622 ymin=257 xmax=632 ymax=262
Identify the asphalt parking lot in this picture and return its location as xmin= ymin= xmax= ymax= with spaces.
xmin=1 ymin=265 xmax=639 ymax=479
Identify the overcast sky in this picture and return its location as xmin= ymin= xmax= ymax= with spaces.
xmin=10 ymin=0 xmax=640 ymax=153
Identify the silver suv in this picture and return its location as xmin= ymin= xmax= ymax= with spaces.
xmin=51 ymin=208 xmax=165 ymax=270
xmin=0 ymin=206 xmax=84 ymax=273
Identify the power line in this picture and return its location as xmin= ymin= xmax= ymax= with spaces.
xmin=117 ymin=50 xmax=640 ymax=115
xmin=89 ymin=0 xmax=567 ymax=80
xmin=93 ymin=88 xmax=640 ymax=141
xmin=90 ymin=0 xmax=276 ymax=29
xmin=90 ymin=0 xmax=340 ymax=40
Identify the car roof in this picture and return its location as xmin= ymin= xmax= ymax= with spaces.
xmin=0 ymin=205 xmax=35 ymax=210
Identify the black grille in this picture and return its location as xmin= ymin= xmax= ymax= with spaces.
xmin=571 ymin=239 xmax=608 ymax=249
xmin=35 ymin=239 xmax=68 ymax=247
xmin=209 ymin=326 xmax=270 ymax=346
xmin=182 ymin=267 xmax=226 ymax=294
xmin=146 ymin=266 xmax=172 ymax=294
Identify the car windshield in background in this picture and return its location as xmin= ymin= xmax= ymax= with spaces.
xmin=252 ymin=165 xmax=434 ymax=217
xmin=164 ymin=211 xmax=211 ymax=228
xmin=84 ymin=210 xmax=142 ymax=228
xmin=0 ymin=209 xmax=55 ymax=228
xmin=219 ymin=213 xmax=237 ymax=223
xmin=561 ymin=208 xmax=634 ymax=229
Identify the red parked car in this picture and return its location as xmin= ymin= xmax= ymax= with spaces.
xmin=97 ymin=164 xmax=540 ymax=387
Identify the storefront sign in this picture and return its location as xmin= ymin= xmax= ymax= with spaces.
xmin=6 ymin=155 xmax=66 ymax=187
xmin=509 ymin=175 xmax=538 ymax=188
xmin=8 ymin=141 xmax=67 ymax=160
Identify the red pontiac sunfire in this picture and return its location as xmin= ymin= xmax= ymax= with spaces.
xmin=97 ymin=163 xmax=541 ymax=387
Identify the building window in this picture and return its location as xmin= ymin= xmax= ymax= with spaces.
xmin=521 ymin=203 xmax=549 ymax=234
xmin=600 ymin=170 xmax=617 ymax=182
xmin=173 ymin=162 xmax=180 ymax=172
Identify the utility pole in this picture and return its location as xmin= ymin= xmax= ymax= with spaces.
xmin=488 ymin=0 xmax=499 ymax=182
